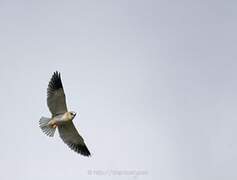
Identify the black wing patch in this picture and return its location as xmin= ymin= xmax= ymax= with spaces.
xmin=47 ymin=71 xmax=63 ymax=98
xmin=68 ymin=142 xmax=91 ymax=156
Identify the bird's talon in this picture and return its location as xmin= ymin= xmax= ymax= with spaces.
xmin=53 ymin=124 xmax=57 ymax=128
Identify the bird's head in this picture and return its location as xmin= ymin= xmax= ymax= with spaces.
xmin=69 ymin=111 xmax=77 ymax=120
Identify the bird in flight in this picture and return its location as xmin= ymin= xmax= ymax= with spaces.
xmin=39 ymin=71 xmax=91 ymax=156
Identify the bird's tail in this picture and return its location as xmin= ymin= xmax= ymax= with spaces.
xmin=39 ymin=117 xmax=56 ymax=137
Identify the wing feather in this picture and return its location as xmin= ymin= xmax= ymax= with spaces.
xmin=58 ymin=122 xmax=91 ymax=156
xmin=47 ymin=71 xmax=68 ymax=116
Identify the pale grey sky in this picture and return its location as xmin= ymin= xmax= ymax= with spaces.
xmin=0 ymin=0 xmax=237 ymax=180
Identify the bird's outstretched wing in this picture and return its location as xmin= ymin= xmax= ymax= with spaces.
xmin=47 ymin=71 xmax=68 ymax=116
xmin=58 ymin=122 xmax=91 ymax=156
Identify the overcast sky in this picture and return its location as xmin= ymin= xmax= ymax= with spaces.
xmin=0 ymin=0 xmax=237 ymax=180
